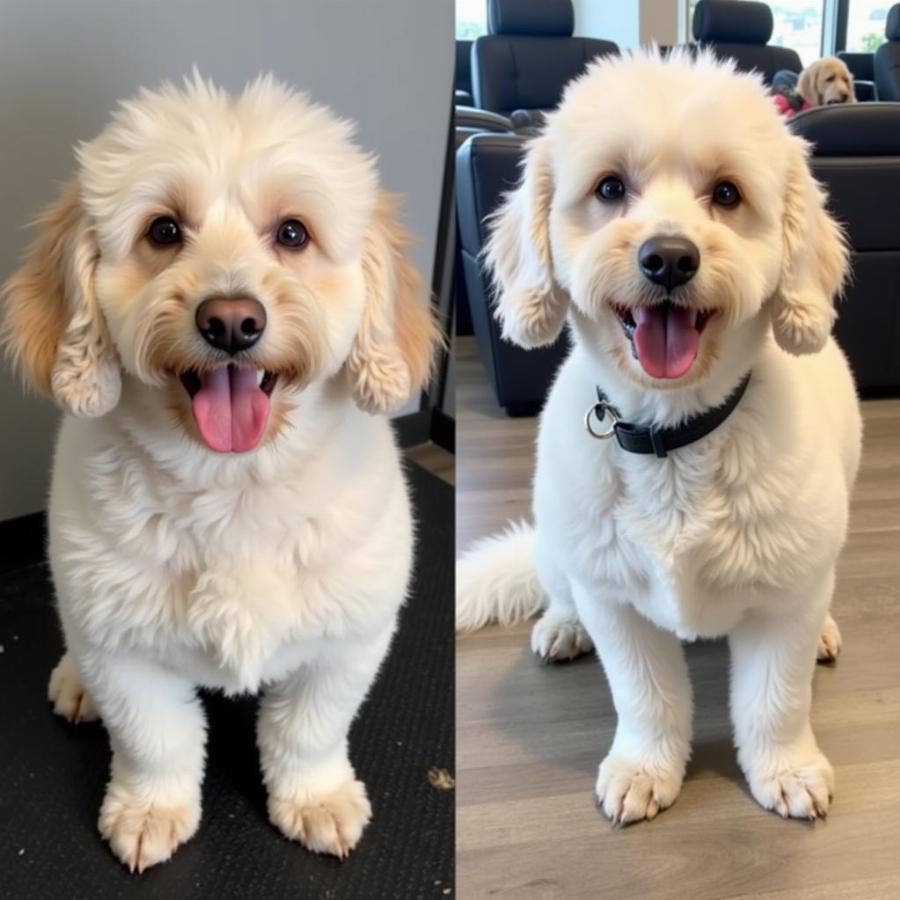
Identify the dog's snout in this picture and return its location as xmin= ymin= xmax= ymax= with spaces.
xmin=638 ymin=236 xmax=700 ymax=291
xmin=195 ymin=297 xmax=267 ymax=355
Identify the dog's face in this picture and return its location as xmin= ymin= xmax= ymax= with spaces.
xmin=798 ymin=58 xmax=856 ymax=107
xmin=487 ymin=51 xmax=847 ymax=391
xmin=2 ymin=74 xmax=437 ymax=452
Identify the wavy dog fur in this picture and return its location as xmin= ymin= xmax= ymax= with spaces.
xmin=458 ymin=49 xmax=860 ymax=825
xmin=1 ymin=72 xmax=440 ymax=871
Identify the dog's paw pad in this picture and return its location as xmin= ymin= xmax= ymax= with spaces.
xmin=99 ymin=789 xmax=199 ymax=872
xmin=269 ymin=779 xmax=371 ymax=858
xmin=595 ymin=755 xmax=682 ymax=826
xmin=749 ymin=753 xmax=833 ymax=820
xmin=48 ymin=653 xmax=99 ymax=723
xmin=530 ymin=612 xmax=593 ymax=662
xmin=817 ymin=615 xmax=842 ymax=663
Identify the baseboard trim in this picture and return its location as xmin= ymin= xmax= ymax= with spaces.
xmin=0 ymin=511 xmax=46 ymax=573
xmin=430 ymin=409 xmax=455 ymax=454
xmin=392 ymin=410 xmax=432 ymax=448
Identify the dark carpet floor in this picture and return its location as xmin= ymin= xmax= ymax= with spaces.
xmin=0 ymin=461 xmax=453 ymax=900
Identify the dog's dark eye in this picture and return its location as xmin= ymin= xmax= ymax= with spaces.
xmin=596 ymin=175 xmax=626 ymax=202
xmin=712 ymin=181 xmax=741 ymax=209
xmin=276 ymin=219 xmax=309 ymax=249
xmin=148 ymin=216 xmax=182 ymax=246
xmin=825 ymin=74 xmax=836 ymax=83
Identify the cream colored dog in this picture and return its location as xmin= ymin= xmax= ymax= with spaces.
xmin=2 ymin=73 xmax=438 ymax=870
xmin=457 ymin=50 xmax=861 ymax=824
xmin=798 ymin=56 xmax=857 ymax=106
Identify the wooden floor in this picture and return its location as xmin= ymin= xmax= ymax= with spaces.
xmin=406 ymin=441 xmax=454 ymax=485
xmin=456 ymin=336 xmax=900 ymax=900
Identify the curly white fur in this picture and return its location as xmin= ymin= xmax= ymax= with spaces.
xmin=2 ymin=73 xmax=437 ymax=870
xmin=458 ymin=49 xmax=861 ymax=825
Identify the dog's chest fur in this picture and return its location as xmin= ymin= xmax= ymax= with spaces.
xmin=543 ymin=415 xmax=837 ymax=638
xmin=53 ymin=426 xmax=409 ymax=692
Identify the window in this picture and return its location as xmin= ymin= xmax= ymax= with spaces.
xmin=456 ymin=0 xmax=487 ymax=40
xmin=769 ymin=3 xmax=826 ymax=66
xmin=845 ymin=1 xmax=888 ymax=52
xmin=688 ymin=1 xmax=826 ymax=66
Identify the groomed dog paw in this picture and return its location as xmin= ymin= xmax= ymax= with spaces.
xmin=745 ymin=748 xmax=834 ymax=820
xmin=530 ymin=610 xmax=593 ymax=662
xmin=99 ymin=782 xmax=200 ymax=872
xmin=595 ymin=754 xmax=683 ymax=825
xmin=48 ymin=653 xmax=98 ymax=723
xmin=269 ymin=779 xmax=372 ymax=858
xmin=817 ymin=614 xmax=842 ymax=663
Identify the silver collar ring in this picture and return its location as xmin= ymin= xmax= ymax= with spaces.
xmin=584 ymin=401 xmax=619 ymax=440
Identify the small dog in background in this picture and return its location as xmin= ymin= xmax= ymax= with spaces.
xmin=2 ymin=73 xmax=439 ymax=871
xmin=799 ymin=56 xmax=857 ymax=106
xmin=773 ymin=56 xmax=856 ymax=116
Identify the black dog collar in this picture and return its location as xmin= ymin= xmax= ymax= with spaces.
xmin=584 ymin=374 xmax=751 ymax=458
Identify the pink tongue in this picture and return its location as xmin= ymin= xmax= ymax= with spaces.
xmin=191 ymin=366 xmax=271 ymax=453
xmin=632 ymin=304 xmax=700 ymax=379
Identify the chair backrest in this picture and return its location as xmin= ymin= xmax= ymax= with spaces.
xmin=790 ymin=103 xmax=900 ymax=389
xmin=837 ymin=51 xmax=874 ymax=82
xmin=471 ymin=0 xmax=617 ymax=116
xmin=874 ymin=4 xmax=900 ymax=102
xmin=692 ymin=0 xmax=802 ymax=84
xmin=455 ymin=40 xmax=474 ymax=106
xmin=455 ymin=133 xmax=569 ymax=411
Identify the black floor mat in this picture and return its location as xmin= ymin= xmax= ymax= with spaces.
xmin=0 ymin=462 xmax=454 ymax=900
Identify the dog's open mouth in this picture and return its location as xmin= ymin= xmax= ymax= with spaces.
xmin=179 ymin=366 xmax=278 ymax=453
xmin=613 ymin=302 xmax=714 ymax=380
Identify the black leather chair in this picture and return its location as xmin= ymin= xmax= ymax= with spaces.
xmin=456 ymin=133 xmax=569 ymax=414
xmin=692 ymin=0 xmax=802 ymax=84
xmin=837 ymin=51 xmax=877 ymax=101
xmin=471 ymin=0 xmax=617 ymax=117
xmin=874 ymin=5 xmax=900 ymax=101
xmin=455 ymin=40 xmax=474 ymax=106
xmin=453 ymin=109 xmax=515 ymax=336
xmin=790 ymin=103 xmax=900 ymax=391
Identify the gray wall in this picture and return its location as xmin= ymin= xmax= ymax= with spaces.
xmin=0 ymin=0 xmax=452 ymax=520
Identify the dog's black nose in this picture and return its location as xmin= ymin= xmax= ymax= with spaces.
xmin=195 ymin=297 xmax=267 ymax=354
xmin=638 ymin=236 xmax=700 ymax=290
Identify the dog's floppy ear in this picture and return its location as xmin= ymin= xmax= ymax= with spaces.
xmin=347 ymin=191 xmax=440 ymax=414
xmin=770 ymin=138 xmax=848 ymax=355
xmin=796 ymin=64 xmax=820 ymax=106
xmin=1 ymin=182 xmax=121 ymax=416
xmin=485 ymin=133 xmax=568 ymax=348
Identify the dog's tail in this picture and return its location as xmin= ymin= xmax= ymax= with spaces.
xmin=456 ymin=520 xmax=547 ymax=632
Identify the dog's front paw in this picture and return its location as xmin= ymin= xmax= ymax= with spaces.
xmin=269 ymin=779 xmax=372 ymax=858
xmin=744 ymin=747 xmax=833 ymax=820
xmin=817 ymin=614 xmax=842 ymax=663
xmin=48 ymin=653 xmax=98 ymax=723
xmin=531 ymin=610 xmax=593 ymax=662
xmin=99 ymin=781 xmax=200 ymax=872
xmin=595 ymin=754 xmax=683 ymax=825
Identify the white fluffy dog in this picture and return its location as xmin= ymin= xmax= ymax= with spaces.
xmin=2 ymin=74 xmax=438 ymax=870
xmin=457 ymin=50 xmax=861 ymax=825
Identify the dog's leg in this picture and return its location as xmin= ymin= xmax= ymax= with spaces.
xmin=531 ymin=540 xmax=592 ymax=662
xmin=817 ymin=612 xmax=842 ymax=662
xmin=573 ymin=587 xmax=692 ymax=825
xmin=730 ymin=575 xmax=834 ymax=820
xmin=81 ymin=653 xmax=206 ymax=872
xmin=257 ymin=625 xmax=395 ymax=858
xmin=48 ymin=651 xmax=99 ymax=723
xmin=530 ymin=588 xmax=593 ymax=662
